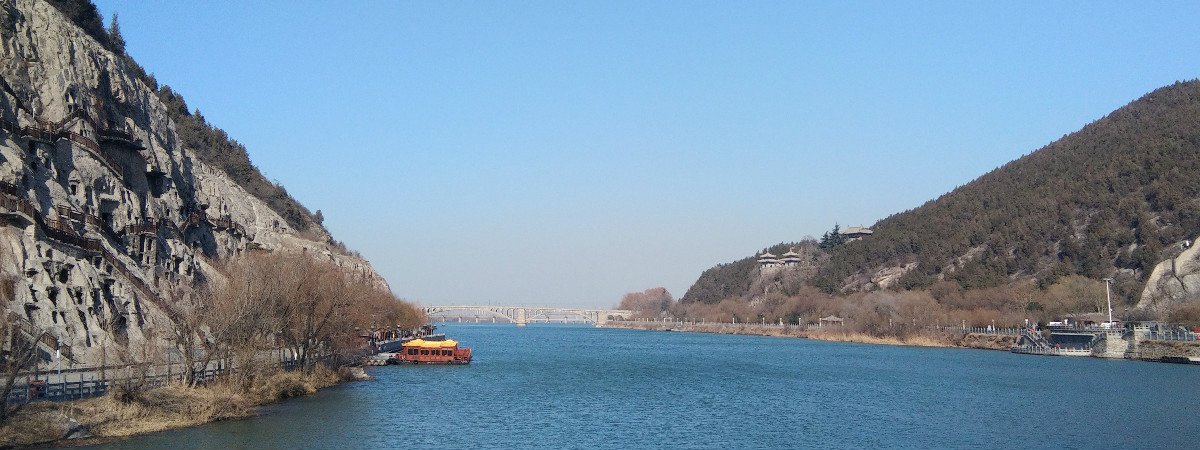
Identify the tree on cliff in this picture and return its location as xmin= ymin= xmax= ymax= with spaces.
xmin=157 ymin=85 xmax=322 ymax=234
xmin=45 ymin=0 xmax=111 ymax=50
xmin=818 ymin=224 xmax=846 ymax=250
xmin=107 ymin=13 xmax=125 ymax=55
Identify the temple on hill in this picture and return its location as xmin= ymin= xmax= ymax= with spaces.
xmin=839 ymin=226 xmax=873 ymax=241
xmin=758 ymin=247 xmax=806 ymax=268
xmin=757 ymin=251 xmax=778 ymax=266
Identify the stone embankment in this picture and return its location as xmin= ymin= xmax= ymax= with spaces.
xmin=1136 ymin=340 xmax=1200 ymax=362
xmin=600 ymin=321 xmax=1015 ymax=349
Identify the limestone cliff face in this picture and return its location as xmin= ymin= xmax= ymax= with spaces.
xmin=0 ymin=0 xmax=386 ymax=366
xmin=1138 ymin=237 xmax=1200 ymax=311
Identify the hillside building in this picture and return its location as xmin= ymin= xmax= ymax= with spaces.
xmin=757 ymin=251 xmax=779 ymax=266
xmin=758 ymin=247 xmax=806 ymax=268
xmin=780 ymin=248 xmax=803 ymax=265
xmin=839 ymin=226 xmax=874 ymax=241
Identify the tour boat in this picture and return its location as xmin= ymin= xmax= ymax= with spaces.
xmin=390 ymin=336 xmax=472 ymax=365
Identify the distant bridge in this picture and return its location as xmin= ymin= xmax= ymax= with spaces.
xmin=421 ymin=305 xmax=634 ymax=326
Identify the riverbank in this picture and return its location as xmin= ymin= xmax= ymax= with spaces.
xmin=0 ymin=366 xmax=364 ymax=448
xmin=599 ymin=321 xmax=1017 ymax=351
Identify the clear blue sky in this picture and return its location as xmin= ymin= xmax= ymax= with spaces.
xmin=95 ymin=1 xmax=1200 ymax=308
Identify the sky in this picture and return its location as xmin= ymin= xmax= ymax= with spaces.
xmin=93 ymin=1 xmax=1200 ymax=308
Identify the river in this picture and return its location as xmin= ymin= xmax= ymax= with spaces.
xmin=82 ymin=324 xmax=1200 ymax=449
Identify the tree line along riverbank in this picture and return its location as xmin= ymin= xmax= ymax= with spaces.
xmin=601 ymin=321 xmax=1026 ymax=351
xmin=600 ymin=321 xmax=1200 ymax=363
xmin=600 ymin=320 xmax=1019 ymax=350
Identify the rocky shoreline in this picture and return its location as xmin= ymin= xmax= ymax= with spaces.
xmin=598 ymin=321 xmax=1017 ymax=351
xmin=598 ymin=322 xmax=1200 ymax=365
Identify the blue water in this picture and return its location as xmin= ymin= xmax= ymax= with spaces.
xmin=85 ymin=324 xmax=1200 ymax=449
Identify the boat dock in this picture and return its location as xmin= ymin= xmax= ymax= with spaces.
xmin=1011 ymin=324 xmax=1200 ymax=362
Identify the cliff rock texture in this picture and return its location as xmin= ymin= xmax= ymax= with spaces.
xmin=0 ymin=0 xmax=385 ymax=367
xmin=1138 ymin=238 xmax=1200 ymax=310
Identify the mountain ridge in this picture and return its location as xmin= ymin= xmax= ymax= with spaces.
xmin=683 ymin=79 xmax=1200 ymax=310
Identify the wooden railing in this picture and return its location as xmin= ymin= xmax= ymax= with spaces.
xmin=0 ymin=108 xmax=137 ymax=176
xmin=0 ymin=192 xmax=36 ymax=221
xmin=40 ymin=216 xmax=101 ymax=252
xmin=3 ymin=366 xmax=229 ymax=405
xmin=123 ymin=218 xmax=160 ymax=236
xmin=4 ymin=355 xmax=310 ymax=406
xmin=3 ymin=311 xmax=75 ymax=365
xmin=63 ymin=130 xmax=122 ymax=174
xmin=97 ymin=128 xmax=146 ymax=150
xmin=56 ymin=205 xmax=88 ymax=224
xmin=208 ymin=215 xmax=247 ymax=236
xmin=0 ymin=185 xmax=171 ymax=317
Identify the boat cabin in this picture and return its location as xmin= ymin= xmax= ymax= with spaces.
xmin=392 ymin=338 xmax=472 ymax=364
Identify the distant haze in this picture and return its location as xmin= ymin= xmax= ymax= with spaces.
xmin=95 ymin=1 xmax=1200 ymax=307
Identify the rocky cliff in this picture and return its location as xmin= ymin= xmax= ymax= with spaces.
xmin=0 ymin=0 xmax=385 ymax=367
xmin=1138 ymin=239 xmax=1200 ymax=311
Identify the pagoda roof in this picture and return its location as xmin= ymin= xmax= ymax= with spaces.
xmin=840 ymin=226 xmax=873 ymax=235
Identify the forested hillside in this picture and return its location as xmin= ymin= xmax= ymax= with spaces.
xmin=682 ymin=242 xmax=797 ymax=303
xmin=684 ymin=80 xmax=1200 ymax=307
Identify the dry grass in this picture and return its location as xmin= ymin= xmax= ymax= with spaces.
xmin=954 ymin=333 xmax=1019 ymax=350
xmin=66 ymin=382 xmax=253 ymax=438
xmin=0 ymin=368 xmax=348 ymax=447
xmin=246 ymin=366 xmax=340 ymax=404
xmin=900 ymin=334 xmax=955 ymax=347
xmin=603 ymin=322 xmax=956 ymax=348
xmin=0 ymin=383 xmax=252 ymax=447
xmin=800 ymin=329 xmax=952 ymax=347
xmin=0 ymin=402 xmax=76 ymax=447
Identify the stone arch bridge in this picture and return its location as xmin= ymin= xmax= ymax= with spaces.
xmin=421 ymin=305 xmax=633 ymax=326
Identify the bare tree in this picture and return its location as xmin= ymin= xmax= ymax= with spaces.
xmin=1 ymin=275 xmax=46 ymax=422
xmin=1 ymin=313 xmax=45 ymax=422
xmin=618 ymin=287 xmax=674 ymax=318
xmin=203 ymin=251 xmax=426 ymax=378
xmin=161 ymin=285 xmax=230 ymax=387
xmin=206 ymin=256 xmax=283 ymax=388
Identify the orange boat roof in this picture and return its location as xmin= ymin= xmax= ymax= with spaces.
xmin=403 ymin=339 xmax=458 ymax=348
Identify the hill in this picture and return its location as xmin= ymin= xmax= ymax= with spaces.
xmin=683 ymin=80 xmax=1200 ymax=308
xmin=0 ymin=0 xmax=395 ymax=368
xmin=682 ymin=241 xmax=824 ymax=304
xmin=45 ymin=0 xmax=326 ymax=235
